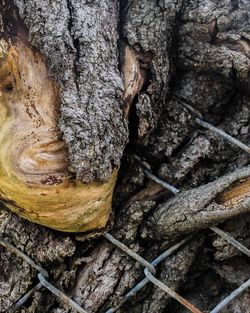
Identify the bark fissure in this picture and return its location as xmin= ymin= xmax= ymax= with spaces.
xmin=66 ymin=0 xmax=80 ymax=94
xmin=1 ymin=0 xmax=250 ymax=312
xmin=14 ymin=0 xmax=128 ymax=183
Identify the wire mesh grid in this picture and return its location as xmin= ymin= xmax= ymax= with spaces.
xmin=1 ymin=103 xmax=250 ymax=313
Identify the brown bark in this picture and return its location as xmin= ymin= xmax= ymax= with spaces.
xmin=0 ymin=0 xmax=250 ymax=313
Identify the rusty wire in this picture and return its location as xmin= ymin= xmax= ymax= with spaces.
xmin=105 ymin=235 xmax=194 ymax=313
xmin=1 ymin=233 xmax=196 ymax=313
xmin=138 ymin=164 xmax=250 ymax=312
xmin=144 ymin=268 xmax=203 ymax=313
xmin=133 ymin=107 xmax=250 ymax=312
xmin=1 ymin=106 xmax=250 ymax=313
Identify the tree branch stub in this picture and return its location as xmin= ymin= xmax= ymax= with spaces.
xmin=0 ymin=40 xmax=117 ymax=232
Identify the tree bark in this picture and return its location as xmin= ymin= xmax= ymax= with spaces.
xmin=1 ymin=0 xmax=250 ymax=313
xmin=14 ymin=0 xmax=128 ymax=183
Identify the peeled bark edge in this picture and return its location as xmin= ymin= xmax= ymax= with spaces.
xmin=142 ymin=165 xmax=250 ymax=242
xmin=14 ymin=0 xmax=128 ymax=183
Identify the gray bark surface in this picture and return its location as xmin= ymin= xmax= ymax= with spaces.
xmin=0 ymin=209 xmax=75 ymax=312
xmin=142 ymin=165 xmax=250 ymax=242
xmin=122 ymin=0 xmax=183 ymax=141
xmin=14 ymin=0 xmax=128 ymax=182
xmin=1 ymin=0 xmax=250 ymax=313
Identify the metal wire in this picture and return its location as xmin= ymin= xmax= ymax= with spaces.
xmin=136 ymin=161 xmax=250 ymax=312
xmin=0 ymin=237 xmax=48 ymax=277
xmin=2 ymin=105 xmax=250 ymax=313
xmin=9 ymin=283 xmax=42 ymax=313
xmin=38 ymin=274 xmax=88 ymax=313
xmin=144 ymin=268 xmax=203 ymax=313
xmin=0 ymin=237 xmax=88 ymax=313
xmin=104 ymin=233 xmax=156 ymax=274
xmin=132 ymin=107 xmax=250 ymax=311
xmin=174 ymin=95 xmax=250 ymax=155
xmin=105 ymin=236 xmax=193 ymax=313
xmin=195 ymin=118 xmax=250 ymax=155
xmin=134 ymin=155 xmax=180 ymax=194
xmin=144 ymin=169 xmax=180 ymax=194
xmin=141 ymin=157 xmax=250 ymax=313
xmin=210 ymin=277 xmax=250 ymax=313
xmin=210 ymin=226 xmax=250 ymax=258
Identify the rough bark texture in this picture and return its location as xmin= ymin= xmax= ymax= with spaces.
xmin=0 ymin=208 xmax=76 ymax=312
xmin=142 ymin=166 xmax=250 ymax=242
xmin=14 ymin=0 xmax=128 ymax=182
xmin=1 ymin=0 xmax=250 ymax=313
xmin=122 ymin=0 xmax=183 ymax=142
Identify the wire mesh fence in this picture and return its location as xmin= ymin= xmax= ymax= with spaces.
xmin=1 ymin=103 xmax=250 ymax=313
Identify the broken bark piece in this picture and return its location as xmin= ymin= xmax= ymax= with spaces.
xmin=216 ymin=177 xmax=250 ymax=207
xmin=122 ymin=45 xmax=150 ymax=118
xmin=0 ymin=40 xmax=117 ymax=232
xmin=142 ymin=166 xmax=250 ymax=242
xmin=122 ymin=45 xmax=154 ymax=140
xmin=122 ymin=0 xmax=184 ymax=144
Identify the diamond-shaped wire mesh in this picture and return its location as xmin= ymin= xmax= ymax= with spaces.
xmin=1 ymin=110 xmax=250 ymax=313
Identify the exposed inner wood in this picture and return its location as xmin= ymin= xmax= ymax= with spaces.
xmin=0 ymin=40 xmax=117 ymax=232
xmin=218 ymin=177 xmax=250 ymax=207
xmin=122 ymin=45 xmax=151 ymax=118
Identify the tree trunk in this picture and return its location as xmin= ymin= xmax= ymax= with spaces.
xmin=1 ymin=1 xmax=250 ymax=313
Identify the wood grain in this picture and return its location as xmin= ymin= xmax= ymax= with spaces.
xmin=0 ymin=40 xmax=117 ymax=232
